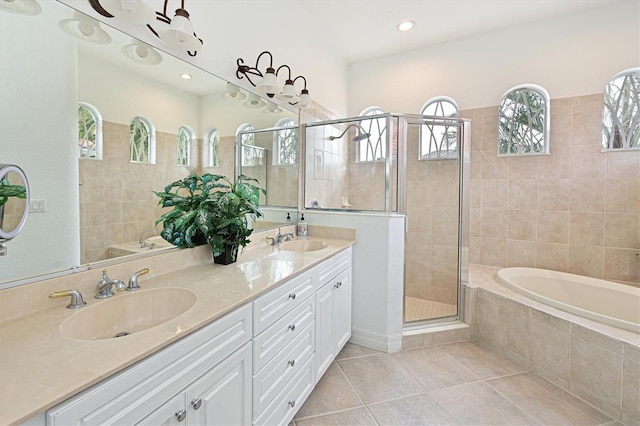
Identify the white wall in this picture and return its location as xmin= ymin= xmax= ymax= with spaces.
xmin=0 ymin=3 xmax=80 ymax=282
xmin=302 ymin=211 xmax=406 ymax=352
xmin=347 ymin=1 xmax=640 ymax=114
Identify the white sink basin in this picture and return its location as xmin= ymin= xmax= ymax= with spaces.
xmin=280 ymin=240 xmax=328 ymax=252
xmin=60 ymin=288 xmax=197 ymax=340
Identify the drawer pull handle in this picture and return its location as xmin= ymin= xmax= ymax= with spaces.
xmin=191 ymin=398 xmax=202 ymax=410
xmin=288 ymin=400 xmax=296 ymax=408
xmin=288 ymin=293 xmax=296 ymax=300
xmin=337 ymin=281 xmax=342 ymax=287
xmin=288 ymin=359 xmax=295 ymax=367
xmin=175 ymin=409 xmax=187 ymax=422
xmin=288 ymin=324 xmax=296 ymax=332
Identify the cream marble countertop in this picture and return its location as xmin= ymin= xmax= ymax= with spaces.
xmin=0 ymin=234 xmax=354 ymax=425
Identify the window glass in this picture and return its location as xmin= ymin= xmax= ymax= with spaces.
xmin=602 ymin=67 xmax=640 ymax=151
xmin=130 ymin=116 xmax=156 ymax=163
xmin=420 ymin=97 xmax=459 ymax=159
xmin=177 ymin=125 xmax=194 ymax=166
xmin=498 ymin=85 xmax=550 ymax=156
xmin=204 ymin=128 xmax=220 ymax=167
xmin=274 ymin=118 xmax=298 ymax=165
xmin=77 ymin=102 xmax=102 ymax=159
xmin=358 ymin=106 xmax=387 ymax=162
xmin=237 ymin=123 xmax=259 ymax=166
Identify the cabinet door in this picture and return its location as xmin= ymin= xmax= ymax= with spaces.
xmin=314 ymin=281 xmax=335 ymax=380
xmin=137 ymin=394 xmax=186 ymax=426
xmin=334 ymin=267 xmax=352 ymax=352
xmin=186 ymin=342 xmax=252 ymax=426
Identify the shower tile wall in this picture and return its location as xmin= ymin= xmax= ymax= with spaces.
xmin=79 ymin=122 xmax=236 ymax=264
xmin=405 ymin=125 xmax=460 ymax=304
xmin=463 ymin=94 xmax=640 ymax=284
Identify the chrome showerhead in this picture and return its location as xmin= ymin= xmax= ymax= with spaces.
xmin=328 ymin=123 xmax=370 ymax=142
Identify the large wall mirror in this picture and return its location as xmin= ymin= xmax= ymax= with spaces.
xmin=0 ymin=1 xmax=298 ymax=287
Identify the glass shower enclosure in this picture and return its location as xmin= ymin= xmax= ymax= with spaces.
xmin=302 ymin=114 xmax=470 ymax=327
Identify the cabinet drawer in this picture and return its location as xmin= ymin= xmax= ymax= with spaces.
xmin=253 ymin=321 xmax=314 ymax=414
xmin=253 ymin=269 xmax=314 ymax=335
xmin=315 ymin=247 xmax=351 ymax=286
xmin=252 ymin=354 xmax=315 ymax=426
xmin=253 ymin=295 xmax=314 ymax=373
xmin=47 ymin=304 xmax=252 ymax=426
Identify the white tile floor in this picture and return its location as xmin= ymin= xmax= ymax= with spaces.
xmin=293 ymin=341 xmax=620 ymax=426
xmin=404 ymin=297 xmax=457 ymax=322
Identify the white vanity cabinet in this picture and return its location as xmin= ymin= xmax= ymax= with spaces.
xmin=46 ymin=304 xmax=252 ymax=426
xmin=251 ymin=269 xmax=316 ymax=425
xmin=314 ymin=248 xmax=352 ymax=380
xmin=42 ymin=246 xmax=353 ymax=426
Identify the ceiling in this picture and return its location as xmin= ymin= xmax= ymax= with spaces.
xmin=295 ymin=0 xmax=624 ymax=64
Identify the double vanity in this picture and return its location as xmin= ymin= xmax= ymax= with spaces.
xmin=0 ymin=227 xmax=355 ymax=425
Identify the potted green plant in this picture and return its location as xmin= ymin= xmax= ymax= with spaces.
xmin=154 ymin=174 xmax=266 ymax=265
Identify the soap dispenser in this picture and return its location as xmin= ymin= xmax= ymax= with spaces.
xmin=285 ymin=213 xmax=293 ymax=224
xmin=297 ymin=214 xmax=308 ymax=236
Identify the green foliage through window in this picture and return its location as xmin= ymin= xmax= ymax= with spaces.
xmin=602 ymin=68 xmax=640 ymax=150
xmin=498 ymin=86 xmax=549 ymax=156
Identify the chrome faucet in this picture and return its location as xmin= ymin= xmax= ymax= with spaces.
xmin=49 ymin=289 xmax=86 ymax=309
xmin=265 ymin=228 xmax=295 ymax=245
xmin=95 ymin=269 xmax=126 ymax=299
xmin=126 ymin=268 xmax=149 ymax=291
xmin=139 ymin=229 xmax=158 ymax=248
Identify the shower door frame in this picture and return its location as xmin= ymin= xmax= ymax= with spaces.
xmin=396 ymin=114 xmax=471 ymax=329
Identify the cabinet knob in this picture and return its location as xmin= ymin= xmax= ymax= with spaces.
xmin=288 ymin=400 xmax=296 ymax=408
xmin=288 ymin=293 xmax=296 ymax=300
xmin=191 ymin=398 xmax=202 ymax=410
xmin=337 ymin=281 xmax=342 ymax=287
xmin=175 ymin=409 xmax=187 ymax=422
xmin=288 ymin=324 xmax=296 ymax=332
xmin=288 ymin=359 xmax=295 ymax=367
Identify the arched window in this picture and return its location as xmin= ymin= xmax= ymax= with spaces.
xmin=602 ymin=67 xmax=640 ymax=151
xmin=204 ymin=128 xmax=220 ymax=167
xmin=273 ymin=118 xmax=297 ymax=166
xmin=420 ymin=96 xmax=459 ymax=160
xmin=77 ymin=102 xmax=103 ymax=159
xmin=130 ymin=116 xmax=156 ymax=164
xmin=176 ymin=125 xmax=195 ymax=166
xmin=498 ymin=84 xmax=550 ymax=156
xmin=237 ymin=123 xmax=260 ymax=166
xmin=358 ymin=106 xmax=387 ymax=162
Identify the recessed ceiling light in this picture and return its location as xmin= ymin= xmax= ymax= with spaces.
xmin=180 ymin=73 xmax=192 ymax=80
xmin=397 ymin=20 xmax=415 ymax=32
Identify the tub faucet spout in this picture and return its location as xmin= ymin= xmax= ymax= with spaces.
xmin=139 ymin=229 xmax=158 ymax=248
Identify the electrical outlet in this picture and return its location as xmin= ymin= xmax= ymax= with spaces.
xmin=29 ymin=199 xmax=47 ymax=213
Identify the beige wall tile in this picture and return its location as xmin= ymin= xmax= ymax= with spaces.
xmin=538 ymin=179 xmax=571 ymax=211
xmin=482 ymin=151 xmax=509 ymax=179
xmin=622 ymin=357 xmax=640 ymax=423
xmin=571 ymin=145 xmax=607 ymax=178
xmin=569 ymin=212 xmax=604 ymax=246
xmin=506 ymin=240 xmax=537 ymax=267
xmin=537 ymin=211 xmax=569 ymax=243
xmin=539 ymin=146 xmax=571 ymax=179
xmin=570 ymin=336 xmax=622 ymax=419
xmin=481 ymin=209 xmax=507 ymax=239
xmin=507 ymin=210 xmax=537 ymax=241
xmin=508 ymin=179 xmax=537 ymax=210
xmin=607 ymin=150 xmax=640 ymax=179
xmin=479 ymin=238 xmax=507 ymax=267
xmin=481 ymin=179 xmax=508 ymax=209
xmin=604 ymin=215 xmax=640 ymax=249
xmin=570 ymin=179 xmax=606 ymax=212
xmin=536 ymin=242 xmax=568 ymax=271
xmin=508 ymin=156 xmax=539 ymax=179
xmin=568 ymin=245 xmax=604 ymax=278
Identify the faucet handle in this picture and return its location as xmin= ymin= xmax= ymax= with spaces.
xmin=49 ymin=289 xmax=86 ymax=309
xmin=127 ymin=268 xmax=149 ymax=291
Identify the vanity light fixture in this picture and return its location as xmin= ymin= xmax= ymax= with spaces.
xmin=59 ymin=11 xmax=112 ymax=44
xmin=262 ymin=102 xmax=283 ymax=115
xmin=236 ymin=50 xmax=312 ymax=109
xmin=243 ymin=93 xmax=266 ymax=109
xmin=88 ymin=0 xmax=203 ymax=56
xmin=0 ymin=0 xmax=41 ymax=15
xmin=224 ymin=82 xmax=247 ymax=100
xmin=121 ymin=39 xmax=163 ymax=65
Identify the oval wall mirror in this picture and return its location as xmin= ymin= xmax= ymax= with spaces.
xmin=0 ymin=164 xmax=30 ymax=241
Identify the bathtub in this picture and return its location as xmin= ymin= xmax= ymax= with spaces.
xmin=496 ymin=267 xmax=640 ymax=333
